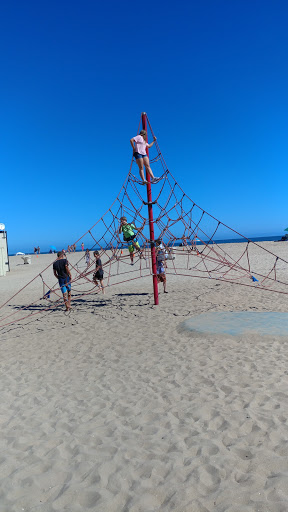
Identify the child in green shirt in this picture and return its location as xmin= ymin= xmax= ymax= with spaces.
xmin=119 ymin=216 xmax=145 ymax=264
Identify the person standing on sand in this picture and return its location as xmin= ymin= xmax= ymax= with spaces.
xmin=53 ymin=251 xmax=72 ymax=311
xmin=81 ymin=242 xmax=84 ymax=251
xmin=93 ymin=251 xmax=105 ymax=293
xmin=130 ymin=130 xmax=159 ymax=185
xmin=85 ymin=248 xmax=90 ymax=266
xmin=191 ymin=234 xmax=198 ymax=252
xmin=156 ymin=242 xmax=168 ymax=293
xmin=155 ymin=238 xmax=174 ymax=261
xmin=182 ymin=236 xmax=188 ymax=251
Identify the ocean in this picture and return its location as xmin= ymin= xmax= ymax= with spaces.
xmin=8 ymin=235 xmax=287 ymax=256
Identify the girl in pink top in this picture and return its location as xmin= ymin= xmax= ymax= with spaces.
xmin=130 ymin=130 xmax=159 ymax=184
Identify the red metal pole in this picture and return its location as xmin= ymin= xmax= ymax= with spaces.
xmin=142 ymin=112 xmax=159 ymax=305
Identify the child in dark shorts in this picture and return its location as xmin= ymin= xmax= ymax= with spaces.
xmin=53 ymin=251 xmax=72 ymax=310
xmin=156 ymin=244 xmax=168 ymax=294
xmin=93 ymin=251 xmax=105 ymax=294
xmin=156 ymin=260 xmax=168 ymax=293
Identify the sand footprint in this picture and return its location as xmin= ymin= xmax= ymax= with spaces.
xmin=234 ymin=470 xmax=256 ymax=487
xmin=77 ymin=490 xmax=101 ymax=509
xmin=274 ymin=440 xmax=288 ymax=456
xmin=194 ymin=463 xmax=222 ymax=495
xmin=196 ymin=442 xmax=219 ymax=457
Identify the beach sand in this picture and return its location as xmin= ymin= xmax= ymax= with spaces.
xmin=1 ymin=243 xmax=288 ymax=511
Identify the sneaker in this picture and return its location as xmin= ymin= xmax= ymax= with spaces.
xmin=142 ymin=180 xmax=148 ymax=185
xmin=151 ymin=177 xmax=160 ymax=184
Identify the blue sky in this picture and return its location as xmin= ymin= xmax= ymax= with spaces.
xmin=1 ymin=0 xmax=288 ymax=253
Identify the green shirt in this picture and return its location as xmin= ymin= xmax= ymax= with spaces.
xmin=122 ymin=223 xmax=136 ymax=239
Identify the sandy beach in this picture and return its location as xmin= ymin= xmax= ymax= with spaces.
xmin=1 ymin=243 xmax=288 ymax=511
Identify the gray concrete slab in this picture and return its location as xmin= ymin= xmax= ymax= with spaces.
xmin=181 ymin=312 xmax=288 ymax=336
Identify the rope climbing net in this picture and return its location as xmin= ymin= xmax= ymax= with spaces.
xmin=1 ymin=113 xmax=288 ymax=331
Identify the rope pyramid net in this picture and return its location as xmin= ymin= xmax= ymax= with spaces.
xmin=1 ymin=113 xmax=288 ymax=331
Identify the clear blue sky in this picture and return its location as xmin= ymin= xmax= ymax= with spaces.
xmin=1 ymin=0 xmax=288 ymax=253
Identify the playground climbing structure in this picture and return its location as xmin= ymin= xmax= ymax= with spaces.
xmin=1 ymin=112 xmax=288 ymax=330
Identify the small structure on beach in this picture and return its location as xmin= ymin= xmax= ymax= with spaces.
xmin=0 ymin=223 xmax=10 ymax=276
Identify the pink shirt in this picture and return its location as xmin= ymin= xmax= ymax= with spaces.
xmin=133 ymin=135 xmax=148 ymax=155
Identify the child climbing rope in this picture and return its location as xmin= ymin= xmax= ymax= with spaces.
xmin=130 ymin=130 xmax=159 ymax=185
xmin=119 ymin=216 xmax=145 ymax=264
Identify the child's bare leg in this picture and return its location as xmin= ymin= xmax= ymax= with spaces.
xmin=143 ymin=157 xmax=154 ymax=179
xmin=94 ymin=279 xmax=101 ymax=292
xmin=63 ymin=292 xmax=69 ymax=310
xmin=163 ymin=279 xmax=168 ymax=293
xmin=136 ymin=159 xmax=145 ymax=182
xmin=133 ymin=242 xmax=145 ymax=258
xmin=100 ymin=279 xmax=105 ymax=294
xmin=133 ymin=241 xmax=141 ymax=252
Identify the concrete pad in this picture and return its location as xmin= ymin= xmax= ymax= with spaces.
xmin=181 ymin=312 xmax=288 ymax=336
